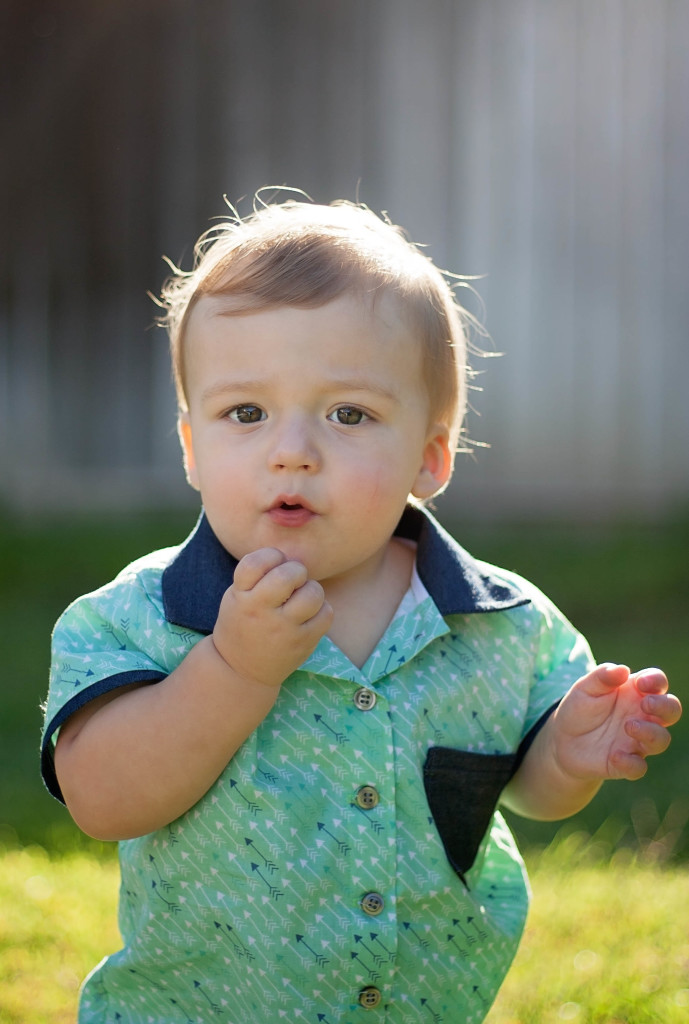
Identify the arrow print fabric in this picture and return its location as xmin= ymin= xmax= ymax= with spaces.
xmin=43 ymin=512 xmax=593 ymax=1022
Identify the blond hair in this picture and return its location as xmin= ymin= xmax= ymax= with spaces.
xmin=159 ymin=196 xmax=476 ymax=452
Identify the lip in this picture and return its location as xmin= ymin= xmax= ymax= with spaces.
xmin=266 ymin=495 xmax=317 ymax=527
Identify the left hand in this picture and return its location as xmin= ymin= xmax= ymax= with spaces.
xmin=550 ymin=663 xmax=682 ymax=783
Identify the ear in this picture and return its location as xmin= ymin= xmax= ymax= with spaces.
xmin=177 ymin=413 xmax=200 ymax=491
xmin=411 ymin=423 xmax=453 ymax=501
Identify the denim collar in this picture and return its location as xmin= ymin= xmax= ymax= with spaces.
xmin=161 ymin=505 xmax=529 ymax=634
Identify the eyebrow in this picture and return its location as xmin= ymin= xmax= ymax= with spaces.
xmin=325 ymin=377 xmax=401 ymax=403
xmin=200 ymin=378 xmax=269 ymax=403
xmin=200 ymin=376 xmax=401 ymax=405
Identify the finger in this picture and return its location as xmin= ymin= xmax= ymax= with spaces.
xmin=625 ymin=718 xmax=672 ymax=756
xmin=575 ymin=662 xmax=630 ymax=697
xmin=281 ymin=578 xmax=328 ymax=624
xmin=233 ymin=548 xmax=287 ymax=591
xmin=286 ymin=591 xmax=334 ymax=639
xmin=608 ymin=748 xmax=649 ymax=782
xmin=312 ymin=598 xmax=334 ymax=634
xmin=632 ymin=667 xmax=669 ymax=696
xmin=257 ymin=558 xmax=310 ymax=606
xmin=640 ymin=691 xmax=683 ymax=726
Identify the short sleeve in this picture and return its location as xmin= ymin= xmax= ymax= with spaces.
xmin=41 ymin=555 xmax=202 ymax=802
xmin=523 ymin=590 xmax=595 ymax=736
xmin=474 ymin=560 xmax=596 ymax=756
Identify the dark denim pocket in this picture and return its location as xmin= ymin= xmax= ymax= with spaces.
xmin=423 ymin=746 xmax=518 ymax=886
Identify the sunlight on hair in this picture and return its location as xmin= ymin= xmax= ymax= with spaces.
xmin=153 ymin=187 xmax=498 ymax=462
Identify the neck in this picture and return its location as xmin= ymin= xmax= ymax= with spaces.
xmin=323 ymin=537 xmax=416 ymax=669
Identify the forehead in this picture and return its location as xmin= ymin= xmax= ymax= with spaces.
xmin=181 ymin=292 xmax=432 ymax=419
xmin=185 ymin=291 xmax=424 ymax=368
xmin=188 ymin=285 xmax=406 ymax=328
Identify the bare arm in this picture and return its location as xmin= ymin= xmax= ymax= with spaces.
xmin=55 ymin=548 xmax=333 ymax=841
xmin=502 ymin=663 xmax=682 ymax=821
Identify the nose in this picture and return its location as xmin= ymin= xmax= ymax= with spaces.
xmin=268 ymin=414 xmax=321 ymax=472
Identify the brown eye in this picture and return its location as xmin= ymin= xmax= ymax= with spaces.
xmin=330 ymin=406 xmax=366 ymax=425
xmin=229 ymin=405 xmax=265 ymax=424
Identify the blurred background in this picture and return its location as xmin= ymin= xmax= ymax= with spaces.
xmin=3 ymin=0 xmax=689 ymax=517
xmin=1 ymin=0 xmax=688 ymax=857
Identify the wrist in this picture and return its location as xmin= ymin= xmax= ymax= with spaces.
xmin=547 ymin=707 xmax=606 ymax=787
xmin=504 ymin=721 xmax=603 ymax=821
xmin=208 ymin=633 xmax=285 ymax=691
xmin=543 ymin=726 xmax=604 ymax=811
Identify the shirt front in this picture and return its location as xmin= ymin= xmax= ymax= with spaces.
xmin=43 ymin=505 xmax=594 ymax=1024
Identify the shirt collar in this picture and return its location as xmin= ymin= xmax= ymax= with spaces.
xmin=161 ymin=504 xmax=529 ymax=634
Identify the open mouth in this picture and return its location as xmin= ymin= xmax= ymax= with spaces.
xmin=267 ymin=497 xmax=315 ymax=526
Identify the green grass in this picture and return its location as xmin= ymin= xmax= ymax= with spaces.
xmin=488 ymin=837 xmax=689 ymax=1024
xmin=0 ymin=845 xmax=120 ymax=1024
xmin=1 ymin=840 xmax=687 ymax=1024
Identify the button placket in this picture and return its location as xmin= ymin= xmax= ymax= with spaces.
xmin=347 ymin=679 xmax=394 ymax=1009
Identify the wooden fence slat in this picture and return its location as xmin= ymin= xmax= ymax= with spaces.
xmin=2 ymin=0 xmax=688 ymax=515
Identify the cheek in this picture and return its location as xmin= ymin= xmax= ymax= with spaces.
xmin=342 ymin=461 xmax=404 ymax=512
xmin=194 ymin=444 xmax=245 ymax=499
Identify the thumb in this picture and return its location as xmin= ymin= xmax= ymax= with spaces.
xmin=576 ymin=662 xmax=630 ymax=697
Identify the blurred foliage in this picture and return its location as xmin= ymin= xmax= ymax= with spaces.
xmin=1 ymin=505 xmax=687 ymax=858
xmin=0 ymin=507 xmax=198 ymax=853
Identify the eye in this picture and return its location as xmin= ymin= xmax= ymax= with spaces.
xmin=227 ymin=404 xmax=265 ymax=424
xmin=328 ymin=406 xmax=369 ymax=426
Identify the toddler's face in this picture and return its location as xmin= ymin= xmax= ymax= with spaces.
xmin=178 ymin=292 xmax=450 ymax=594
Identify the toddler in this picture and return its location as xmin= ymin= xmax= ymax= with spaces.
xmin=42 ymin=197 xmax=681 ymax=1023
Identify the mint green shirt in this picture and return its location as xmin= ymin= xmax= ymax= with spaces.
xmin=42 ymin=507 xmax=593 ymax=1023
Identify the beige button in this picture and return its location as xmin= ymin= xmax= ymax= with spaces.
xmin=355 ymin=785 xmax=380 ymax=810
xmin=353 ymin=687 xmax=377 ymax=711
xmin=358 ymin=986 xmax=382 ymax=1009
xmin=360 ymin=891 xmax=384 ymax=916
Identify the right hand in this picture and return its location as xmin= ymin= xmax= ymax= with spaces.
xmin=212 ymin=547 xmax=333 ymax=688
